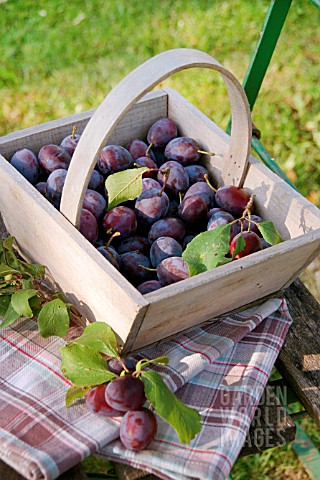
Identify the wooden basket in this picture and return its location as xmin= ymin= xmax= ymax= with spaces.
xmin=0 ymin=49 xmax=319 ymax=353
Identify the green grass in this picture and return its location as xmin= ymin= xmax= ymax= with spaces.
xmin=0 ymin=0 xmax=319 ymax=204
xmin=1 ymin=1 xmax=319 ymax=479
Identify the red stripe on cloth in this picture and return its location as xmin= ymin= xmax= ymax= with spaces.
xmin=171 ymin=338 xmax=213 ymax=362
xmin=0 ymin=334 xmax=71 ymax=385
xmin=156 ymin=438 xmax=233 ymax=467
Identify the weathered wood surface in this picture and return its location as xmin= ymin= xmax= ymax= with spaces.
xmin=278 ymin=278 xmax=320 ymax=425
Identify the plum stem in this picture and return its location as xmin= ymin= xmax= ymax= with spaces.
xmin=145 ymin=142 xmax=153 ymax=157
xmin=158 ymin=167 xmax=170 ymax=197
xmin=118 ymin=357 xmax=130 ymax=373
xmin=138 ymin=265 xmax=157 ymax=272
xmin=71 ymin=126 xmax=77 ymax=139
xmin=198 ymin=149 xmax=215 ymax=156
xmin=105 ymin=231 xmax=121 ymax=249
xmin=203 ymin=174 xmax=217 ymax=193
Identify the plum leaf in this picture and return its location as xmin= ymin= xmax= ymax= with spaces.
xmin=140 ymin=370 xmax=202 ymax=444
xmin=1 ymin=301 xmax=21 ymax=328
xmin=66 ymin=385 xmax=91 ymax=407
xmin=258 ymin=221 xmax=284 ymax=245
xmin=11 ymin=288 xmax=37 ymax=318
xmin=106 ymin=167 xmax=149 ymax=210
xmin=67 ymin=322 xmax=119 ymax=357
xmin=182 ymin=224 xmax=232 ymax=276
xmin=60 ymin=344 xmax=116 ymax=387
xmin=38 ymin=298 xmax=70 ymax=338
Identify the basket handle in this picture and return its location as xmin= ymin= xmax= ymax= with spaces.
xmin=60 ymin=48 xmax=252 ymax=227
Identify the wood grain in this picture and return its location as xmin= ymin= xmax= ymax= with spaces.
xmin=279 ymin=279 xmax=320 ymax=425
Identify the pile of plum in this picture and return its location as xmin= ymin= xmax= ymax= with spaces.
xmin=9 ymin=118 xmax=269 ymax=293
xmin=86 ymin=358 xmax=157 ymax=451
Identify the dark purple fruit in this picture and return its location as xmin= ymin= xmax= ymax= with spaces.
xmin=108 ymin=358 xmax=136 ymax=375
xmin=157 ymin=160 xmax=189 ymax=195
xmin=230 ymin=231 xmax=262 ymax=259
xmin=215 ymin=185 xmax=252 ymax=216
xmin=147 ymin=117 xmax=178 ymax=149
xmin=157 ymin=257 xmax=189 ymax=286
xmin=105 ymin=375 xmax=146 ymax=412
xmin=207 ymin=212 xmax=234 ymax=230
xmin=88 ymin=169 xmax=104 ymax=192
xmin=142 ymin=178 xmax=162 ymax=192
xmin=86 ymin=384 xmax=123 ymax=417
xmin=178 ymin=195 xmax=207 ymax=228
xmin=97 ymin=145 xmax=133 ymax=174
xmin=137 ymin=280 xmax=163 ymax=294
xmin=97 ymin=245 xmax=120 ymax=269
xmin=38 ymin=144 xmax=71 ymax=173
xmin=46 ymin=168 xmax=68 ymax=208
xmin=83 ymin=189 xmax=106 ymax=219
xmin=80 ymin=208 xmax=98 ymax=244
xmin=102 ymin=206 xmax=137 ymax=237
xmin=184 ymin=182 xmax=215 ymax=209
xmin=135 ymin=188 xmax=169 ymax=229
xmin=126 ymin=139 xmax=156 ymax=161
xmin=120 ymin=408 xmax=157 ymax=451
xmin=117 ymin=235 xmax=150 ymax=256
xmin=148 ymin=217 xmax=185 ymax=244
xmin=242 ymin=214 xmax=263 ymax=235
xmin=10 ymin=148 xmax=40 ymax=184
xmin=60 ymin=131 xmax=81 ymax=157
xmin=150 ymin=236 xmax=182 ymax=267
xmin=135 ymin=156 xmax=158 ymax=178
xmin=120 ymin=251 xmax=154 ymax=286
xmin=35 ymin=181 xmax=47 ymax=196
xmin=185 ymin=164 xmax=209 ymax=184
xmin=164 ymin=137 xmax=201 ymax=165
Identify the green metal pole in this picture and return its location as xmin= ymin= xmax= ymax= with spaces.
xmin=243 ymin=0 xmax=292 ymax=111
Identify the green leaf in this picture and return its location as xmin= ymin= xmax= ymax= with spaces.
xmin=105 ymin=167 xmax=149 ymax=210
xmin=20 ymin=278 xmax=34 ymax=289
xmin=2 ymin=236 xmax=14 ymax=251
xmin=231 ymin=232 xmax=246 ymax=259
xmin=1 ymin=301 xmax=21 ymax=328
xmin=0 ymin=265 xmax=20 ymax=277
xmin=29 ymin=295 xmax=43 ymax=318
xmin=18 ymin=259 xmax=45 ymax=277
xmin=0 ymin=295 xmax=11 ymax=317
xmin=11 ymin=288 xmax=37 ymax=318
xmin=136 ymin=356 xmax=169 ymax=372
xmin=258 ymin=221 xmax=284 ymax=245
xmin=66 ymin=385 xmax=91 ymax=407
xmin=60 ymin=344 xmax=116 ymax=387
xmin=140 ymin=370 xmax=202 ymax=444
xmin=68 ymin=322 xmax=119 ymax=357
xmin=38 ymin=299 xmax=70 ymax=338
xmin=182 ymin=224 xmax=232 ymax=276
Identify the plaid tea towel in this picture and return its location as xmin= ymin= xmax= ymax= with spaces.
xmin=0 ymin=298 xmax=292 ymax=480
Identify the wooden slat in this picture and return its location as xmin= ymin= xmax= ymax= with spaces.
xmin=130 ymin=236 xmax=319 ymax=352
xmin=278 ymin=278 xmax=320 ymax=425
xmin=0 ymin=158 xmax=149 ymax=345
xmin=0 ymin=90 xmax=168 ymax=160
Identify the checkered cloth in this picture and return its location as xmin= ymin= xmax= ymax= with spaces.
xmin=0 ymin=298 xmax=292 ymax=480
